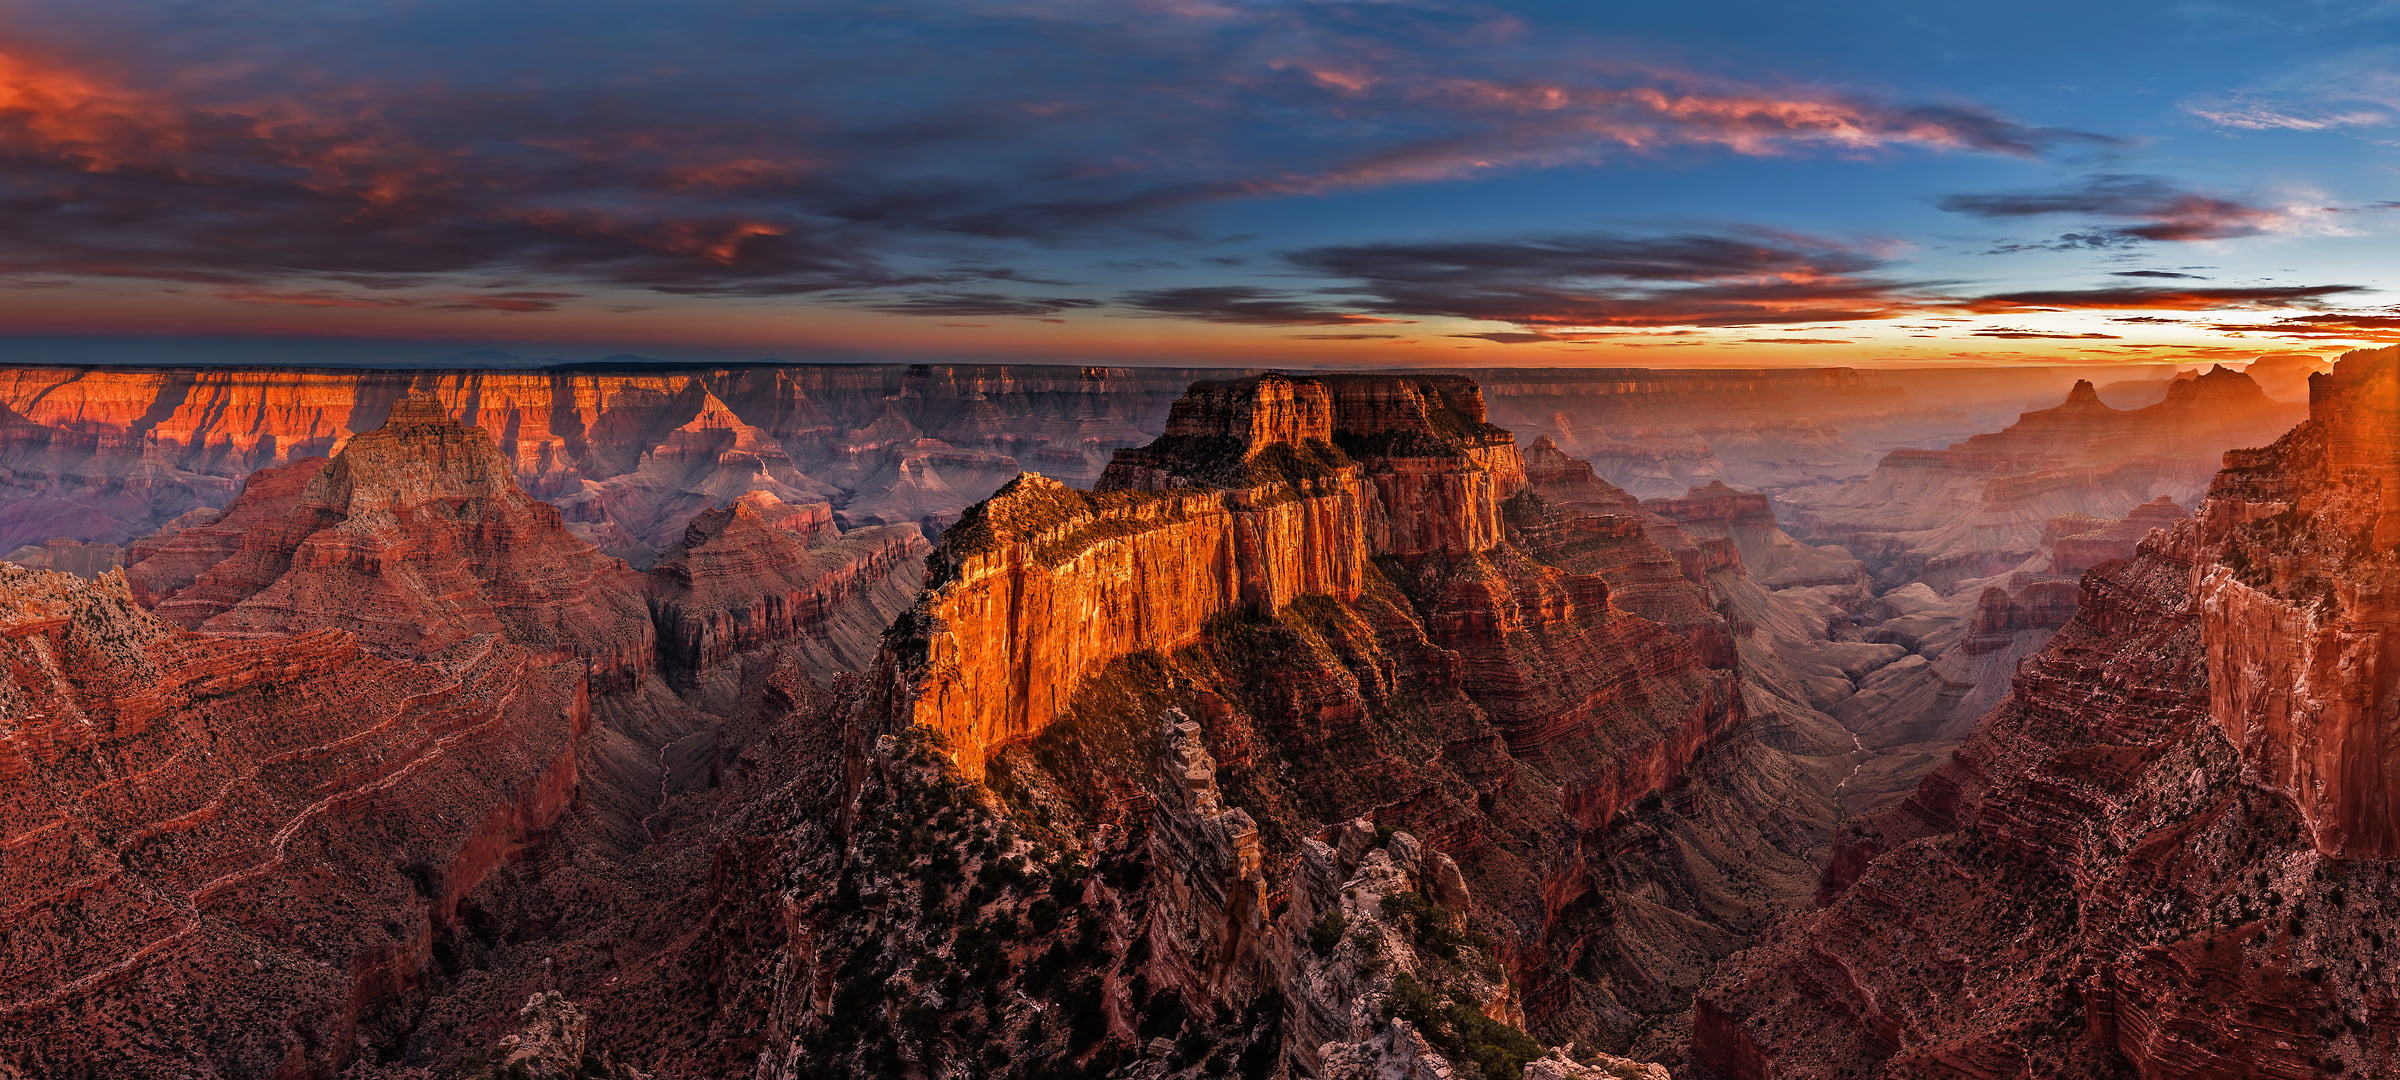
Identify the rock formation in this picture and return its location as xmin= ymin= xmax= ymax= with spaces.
xmin=0 ymin=364 xmax=1219 ymax=567
xmin=1694 ymin=345 xmax=2400 ymax=1078
xmin=123 ymin=394 xmax=659 ymax=692
xmin=0 ymin=563 xmax=588 ymax=1078
xmin=874 ymin=372 xmax=1852 ymax=1069
xmin=1785 ymin=366 xmax=2303 ymax=592
xmin=1473 ymin=364 xmax=2167 ymax=499
xmin=645 ymin=490 xmax=929 ymax=682
xmin=19 ymin=353 xmax=2372 ymax=1080
xmin=1 ymin=537 xmax=127 ymax=578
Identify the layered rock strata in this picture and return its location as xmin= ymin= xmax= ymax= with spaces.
xmin=1695 ymin=345 xmax=2400 ymax=1078
xmin=123 ymin=394 xmax=659 ymax=692
xmin=0 ymin=564 xmax=587 ymax=1078
xmin=880 ymin=372 xmax=1850 ymax=1067
xmin=0 ymin=363 xmax=1222 ymax=563
xmin=645 ymin=491 xmax=929 ymax=681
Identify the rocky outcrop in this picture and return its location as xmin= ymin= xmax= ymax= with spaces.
xmin=907 ymin=372 xmax=1522 ymax=777
xmin=124 ymin=394 xmax=658 ymax=692
xmin=2201 ymin=346 xmax=2400 ymax=858
xmin=479 ymin=993 xmax=650 ymax=1080
xmin=2 ymin=537 xmax=126 ymax=578
xmin=645 ymin=491 xmax=928 ymax=681
xmin=1147 ymin=709 xmax=1268 ymax=999
xmin=1645 ymin=481 xmax=1866 ymax=592
xmin=1694 ymin=345 xmax=2400 ymax=1079
xmin=0 ymin=563 xmax=587 ymax=1078
xmin=2047 ymin=495 xmax=2188 ymax=576
xmin=876 ymin=371 xmax=1856 ymax=1068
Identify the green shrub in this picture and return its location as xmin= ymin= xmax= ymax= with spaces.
xmin=1308 ymin=911 xmax=1350 ymax=956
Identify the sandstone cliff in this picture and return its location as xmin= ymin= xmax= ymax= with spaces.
xmin=1695 ymin=344 xmax=2400 ymax=1079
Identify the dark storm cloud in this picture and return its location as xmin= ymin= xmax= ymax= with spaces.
xmin=1118 ymin=287 xmax=1405 ymax=326
xmin=1940 ymin=174 xmax=2291 ymax=244
xmin=0 ymin=0 xmax=2117 ymax=313
xmin=1284 ymin=231 xmax=1924 ymax=328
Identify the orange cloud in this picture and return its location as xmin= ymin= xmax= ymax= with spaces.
xmin=0 ymin=49 xmax=187 ymax=171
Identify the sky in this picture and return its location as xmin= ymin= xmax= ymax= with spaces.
xmin=0 ymin=0 xmax=2395 ymax=368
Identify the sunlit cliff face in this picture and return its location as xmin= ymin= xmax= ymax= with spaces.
xmin=0 ymin=2 xmax=2393 ymax=367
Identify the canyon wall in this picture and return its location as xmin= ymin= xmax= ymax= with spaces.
xmin=0 ymin=563 xmax=588 ymax=1078
xmin=0 ymin=363 xmax=1224 ymax=565
xmin=2201 ymin=347 xmax=2400 ymax=858
xmin=1695 ymin=345 xmax=2400 ymax=1079
xmin=124 ymin=394 xmax=661 ymax=692
xmin=0 ymin=361 xmax=2151 ymax=571
xmin=0 ymin=385 xmax=951 ymax=1077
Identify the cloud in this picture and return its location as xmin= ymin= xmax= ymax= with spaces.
xmin=1450 ymin=331 xmax=1571 ymax=344
xmin=1939 ymin=174 xmax=2294 ymax=244
xmin=1118 ymin=286 xmax=1408 ymax=325
xmin=1285 ymin=230 xmax=1924 ymax=329
xmin=1284 ymin=332 xmax=1402 ymax=340
xmin=2204 ymin=307 xmax=2400 ymax=339
xmin=2186 ymin=102 xmax=2388 ymax=130
xmin=1739 ymin=337 xmax=1852 ymax=343
xmin=2185 ymin=45 xmax=2400 ymax=133
xmin=2113 ymin=270 xmax=2206 ymax=279
xmin=1968 ymin=328 xmax=2123 ymax=339
xmin=1956 ymin=284 xmax=2366 ymax=313
xmin=435 ymin=291 xmax=580 ymax=313
xmin=213 ymin=288 xmax=417 ymax=310
xmin=1281 ymin=75 xmax=2117 ymax=192
xmin=0 ymin=2 xmax=2118 ymax=317
xmin=858 ymin=292 xmax=1100 ymax=317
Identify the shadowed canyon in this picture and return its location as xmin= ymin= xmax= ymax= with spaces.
xmin=2 ymin=350 xmax=2393 ymax=1080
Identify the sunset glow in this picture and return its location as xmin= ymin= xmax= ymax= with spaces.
xmin=0 ymin=1 xmax=2392 ymax=367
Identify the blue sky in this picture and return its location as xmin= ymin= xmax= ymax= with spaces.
xmin=0 ymin=0 xmax=2392 ymax=366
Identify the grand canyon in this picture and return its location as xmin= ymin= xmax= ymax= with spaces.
xmin=2 ymin=347 xmax=2391 ymax=1079
xmin=5 ymin=2 xmax=2397 ymax=1076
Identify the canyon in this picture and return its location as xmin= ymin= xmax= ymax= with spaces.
xmin=1695 ymin=345 xmax=2400 ymax=1078
xmin=0 ymin=350 xmax=2378 ymax=1080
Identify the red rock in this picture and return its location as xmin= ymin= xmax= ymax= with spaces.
xmin=1695 ymin=345 xmax=2400 ymax=1079
xmin=125 ymin=394 xmax=657 ymax=692
xmin=645 ymin=491 xmax=928 ymax=679
xmin=878 ymin=370 xmax=1846 ymax=1063
xmin=0 ymin=563 xmax=586 ymax=1078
